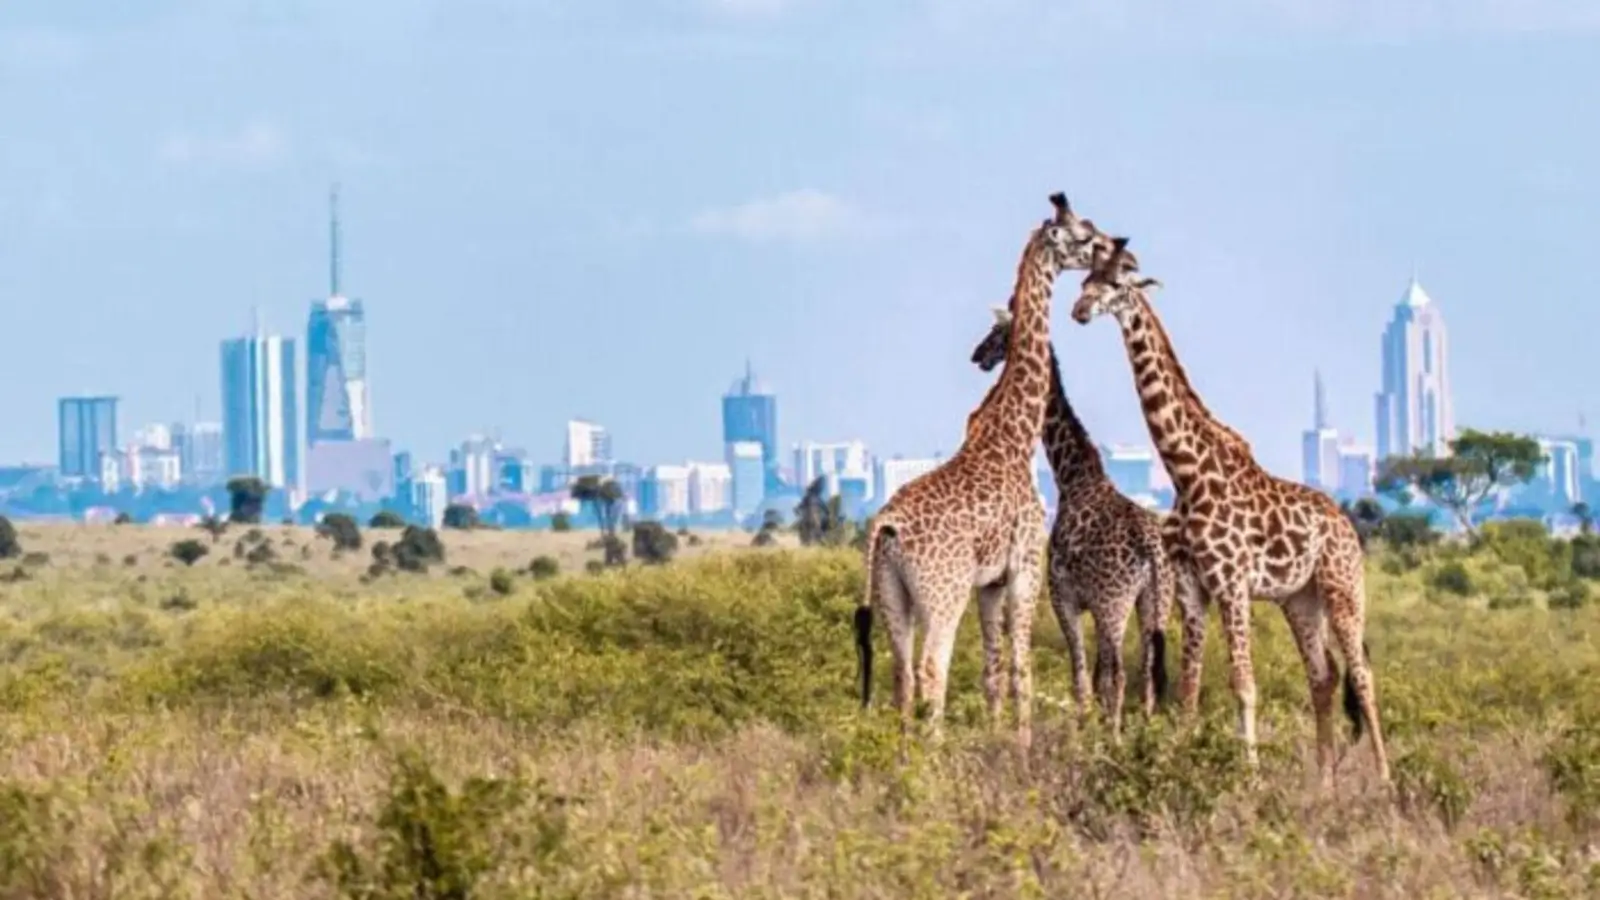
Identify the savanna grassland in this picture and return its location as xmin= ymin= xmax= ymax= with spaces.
xmin=3 ymin=518 xmax=1600 ymax=898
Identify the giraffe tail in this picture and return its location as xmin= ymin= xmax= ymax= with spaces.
xmin=1341 ymin=640 xmax=1370 ymax=740
xmin=1151 ymin=630 xmax=1169 ymax=705
xmin=855 ymin=517 xmax=890 ymax=710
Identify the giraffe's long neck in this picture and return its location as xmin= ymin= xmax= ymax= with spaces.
xmin=1041 ymin=344 xmax=1107 ymax=488
xmin=972 ymin=248 xmax=1056 ymax=461
xmin=1113 ymin=294 xmax=1235 ymax=497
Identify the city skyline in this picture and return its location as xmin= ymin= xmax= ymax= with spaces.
xmin=4 ymin=4 xmax=1598 ymax=474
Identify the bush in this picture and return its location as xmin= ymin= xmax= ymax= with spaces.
xmin=631 ymin=520 xmax=678 ymax=565
xmin=442 ymin=504 xmax=479 ymax=531
xmin=549 ymin=512 xmax=571 ymax=532
xmin=1550 ymin=579 xmax=1592 ymax=611
xmin=1478 ymin=519 xmax=1569 ymax=589
xmin=0 ymin=516 xmax=19 ymax=559
xmin=113 ymin=511 xmax=132 ymax=525
xmin=527 ymin=556 xmax=560 ymax=580
xmin=169 ymin=539 xmax=209 ymax=567
xmin=1379 ymin=513 xmax=1438 ymax=550
xmin=1430 ymin=560 xmax=1476 ymax=597
xmin=1571 ymin=534 xmax=1600 ymax=579
xmin=488 ymin=568 xmax=516 ymax=596
xmin=369 ymin=510 xmax=407 ymax=529
xmin=393 ymin=526 xmax=446 ymax=573
xmin=317 ymin=513 xmax=363 ymax=551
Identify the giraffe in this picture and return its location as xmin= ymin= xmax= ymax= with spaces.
xmin=967 ymin=305 xmax=1174 ymax=737
xmin=1068 ymin=237 xmax=1389 ymax=785
xmin=853 ymin=192 xmax=1121 ymax=749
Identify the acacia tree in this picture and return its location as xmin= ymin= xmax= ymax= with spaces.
xmin=794 ymin=477 xmax=828 ymax=546
xmin=571 ymin=475 xmax=626 ymax=566
xmin=1375 ymin=428 xmax=1544 ymax=537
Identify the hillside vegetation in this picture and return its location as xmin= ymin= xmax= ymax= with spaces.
xmin=2 ymin=519 xmax=1600 ymax=897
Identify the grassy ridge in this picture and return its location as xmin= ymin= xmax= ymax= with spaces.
xmin=3 ymin=538 xmax=1600 ymax=897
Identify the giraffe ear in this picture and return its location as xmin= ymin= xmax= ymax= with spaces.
xmin=1135 ymin=277 xmax=1163 ymax=291
xmin=990 ymin=305 xmax=1012 ymax=325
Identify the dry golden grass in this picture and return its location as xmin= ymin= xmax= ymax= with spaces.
xmin=2 ymin=522 xmax=1599 ymax=898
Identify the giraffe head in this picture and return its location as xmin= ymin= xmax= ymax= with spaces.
xmin=1031 ymin=192 xmax=1125 ymax=275
xmin=1069 ymin=237 xmax=1162 ymax=324
xmin=970 ymin=306 xmax=1012 ymax=373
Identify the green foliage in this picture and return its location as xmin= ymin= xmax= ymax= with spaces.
xmin=527 ymin=556 xmax=560 ymax=580
xmin=569 ymin=477 xmax=623 ymax=536
xmin=0 ymin=781 xmax=63 ymax=897
xmin=0 ymin=516 xmax=19 ymax=559
xmin=318 ymin=513 xmax=363 ymax=552
xmin=630 ymin=520 xmax=678 ymax=565
xmin=1394 ymin=744 xmax=1475 ymax=830
xmin=169 ymin=539 xmax=209 ymax=567
xmin=549 ymin=512 xmax=571 ymax=533
xmin=488 ymin=568 xmax=516 ymax=596
xmin=369 ymin=510 xmax=407 ymax=529
xmin=1571 ymin=535 xmax=1600 ymax=579
xmin=1072 ymin=714 xmax=1256 ymax=838
xmin=227 ymin=476 xmax=269 ymax=524
xmin=1376 ymin=429 xmax=1545 ymax=534
xmin=112 ymin=511 xmax=132 ymax=525
xmin=1543 ymin=719 xmax=1600 ymax=830
xmin=315 ymin=748 xmax=569 ymax=900
xmin=198 ymin=515 xmax=228 ymax=543
xmin=1429 ymin=560 xmax=1475 ymax=596
xmin=393 ymin=527 xmax=446 ymax=574
xmin=442 ymin=504 xmax=479 ymax=531
xmin=1378 ymin=513 xmax=1438 ymax=550
xmin=1550 ymin=579 xmax=1593 ymax=610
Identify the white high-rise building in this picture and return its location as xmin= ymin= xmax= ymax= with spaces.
xmin=1537 ymin=437 xmax=1582 ymax=507
xmin=1375 ymin=277 xmax=1454 ymax=461
xmin=875 ymin=456 xmax=942 ymax=504
xmin=411 ymin=466 xmax=449 ymax=528
xmin=565 ymin=419 xmax=612 ymax=469
xmin=220 ymin=327 xmax=298 ymax=490
xmin=1337 ymin=444 xmax=1376 ymax=497
xmin=793 ymin=439 xmax=873 ymax=496
xmin=172 ymin=421 xmax=225 ymax=486
xmin=686 ymin=461 xmax=732 ymax=514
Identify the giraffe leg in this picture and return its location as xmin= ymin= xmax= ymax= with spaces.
xmin=1323 ymin=576 xmax=1390 ymax=783
xmin=1173 ymin=560 xmax=1206 ymax=718
xmin=976 ymin=581 xmax=1009 ymax=728
xmin=1005 ymin=515 xmax=1046 ymax=751
xmin=917 ymin=597 xmax=965 ymax=744
xmin=1049 ymin=561 xmax=1091 ymax=719
xmin=874 ymin=551 xmax=918 ymax=733
xmin=1209 ymin=578 xmax=1259 ymax=768
xmin=1094 ymin=591 xmax=1135 ymax=741
xmin=1283 ymin=588 xmax=1338 ymax=790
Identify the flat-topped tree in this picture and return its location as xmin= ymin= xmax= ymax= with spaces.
xmin=1069 ymin=237 xmax=1389 ymax=786
xmin=1376 ymin=429 xmax=1544 ymax=537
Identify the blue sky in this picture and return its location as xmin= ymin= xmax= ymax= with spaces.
xmin=3 ymin=1 xmax=1598 ymax=477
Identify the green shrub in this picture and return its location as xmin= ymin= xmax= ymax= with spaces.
xmin=1394 ymin=745 xmax=1475 ymax=830
xmin=527 ymin=556 xmax=560 ymax=580
xmin=169 ymin=539 xmax=209 ymax=567
xmin=317 ymin=513 xmax=363 ymax=551
xmin=369 ymin=510 xmax=407 ymax=529
xmin=1550 ymin=580 xmax=1593 ymax=610
xmin=488 ymin=568 xmax=515 ymax=596
xmin=0 ymin=516 xmax=19 ymax=559
xmin=1430 ymin=560 xmax=1476 ymax=596
xmin=314 ymin=748 xmax=570 ymax=900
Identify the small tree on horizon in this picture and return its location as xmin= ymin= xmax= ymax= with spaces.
xmin=1375 ymin=428 xmax=1544 ymax=537
xmin=226 ymin=476 xmax=268 ymax=524
xmin=571 ymin=476 xmax=626 ymax=566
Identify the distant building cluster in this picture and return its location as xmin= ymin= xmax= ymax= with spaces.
xmin=12 ymin=199 xmax=1595 ymax=529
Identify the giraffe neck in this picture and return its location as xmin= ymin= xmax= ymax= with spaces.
xmin=1113 ymin=294 xmax=1238 ymax=497
xmin=968 ymin=248 xmax=1055 ymax=461
xmin=1041 ymin=343 xmax=1107 ymax=488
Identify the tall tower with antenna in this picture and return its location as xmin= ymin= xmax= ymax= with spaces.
xmin=305 ymin=182 xmax=370 ymax=445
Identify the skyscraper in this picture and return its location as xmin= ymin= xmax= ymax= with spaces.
xmin=723 ymin=361 xmax=779 ymax=490
xmin=221 ymin=324 xmax=299 ymax=490
xmin=1301 ymin=369 xmax=1341 ymax=491
xmin=57 ymin=395 xmax=118 ymax=479
xmin=1375 ymin=276 xmax=1454 ymax=461
xmin=564 ymin=419 xmax=612 ymax=469
xmin=306 ymin=184 xmax=371 ymax=444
